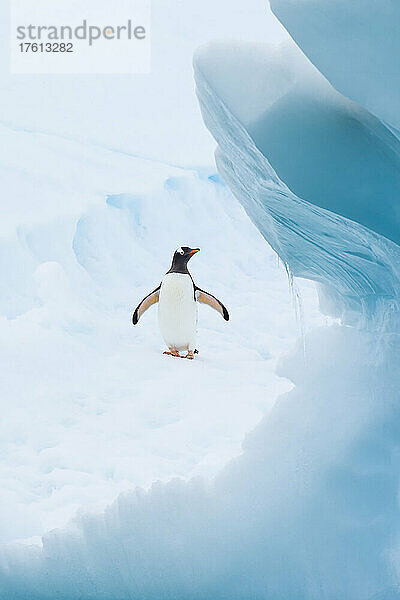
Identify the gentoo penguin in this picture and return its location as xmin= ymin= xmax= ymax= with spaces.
xmin=132 ymin=247 xmax=229 ymax=359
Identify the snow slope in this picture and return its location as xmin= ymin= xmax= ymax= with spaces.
xmin=2 ymin=324 xmax=398 ymax=600
xmin=0 ymin=122 xmax=320 ymax=547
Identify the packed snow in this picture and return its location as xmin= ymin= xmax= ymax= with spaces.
xmin=0 ymin=122 xmax=320 ymax=548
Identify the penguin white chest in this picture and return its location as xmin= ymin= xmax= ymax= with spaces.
xmin=158 ymin=273 xmax=197 ymax=351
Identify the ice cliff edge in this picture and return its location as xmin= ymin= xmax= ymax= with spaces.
xmin=194 ymin=39 xmax=400 ymax=327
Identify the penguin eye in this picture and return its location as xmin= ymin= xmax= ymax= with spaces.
xmin=176 ymin=247 xmax=184 ymax=255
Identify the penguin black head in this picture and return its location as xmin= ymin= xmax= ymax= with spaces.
xmin=168 ymin=246 xmax=200 ymax=274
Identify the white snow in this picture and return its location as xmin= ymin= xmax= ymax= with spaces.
xmin=0 ymin=122 xmax=321 ymax=546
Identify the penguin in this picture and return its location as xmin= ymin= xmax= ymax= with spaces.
xmin=132 ymin=247 xmax=229 ymax=359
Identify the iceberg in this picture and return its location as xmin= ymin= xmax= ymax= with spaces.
xmin=1 ymin=4 xmax=400 ymax=600
xmin=190 ymin=18 xmax=400 ymax=600
xmin=194 ymin=40 xmax=400 ymax=325
xmin=270 ymin=0 xmax=400 ymax=131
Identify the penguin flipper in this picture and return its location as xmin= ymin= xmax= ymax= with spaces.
xmin=195 ymin=287 xmax=229 ymax=321
xmin=132 ymin=286 xmax=160 ymax=325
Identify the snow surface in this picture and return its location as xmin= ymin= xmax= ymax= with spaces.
xmin=0 ymin=122 xmax=320 ymax=548
xmin=2 ymin=325 xmax=399 ymax=600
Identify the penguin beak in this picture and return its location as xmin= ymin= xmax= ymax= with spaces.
xmin=189 ymin=248 xmax=200 ymax=254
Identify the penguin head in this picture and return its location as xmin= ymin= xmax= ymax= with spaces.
xmin=169 ymin=246 xmax=200 ymax=273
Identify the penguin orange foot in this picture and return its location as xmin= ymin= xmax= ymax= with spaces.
xmin=185 ymin=351 xmax=195 ymax=360
xmin=163 ymin=349 xmax=180 ymax=357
